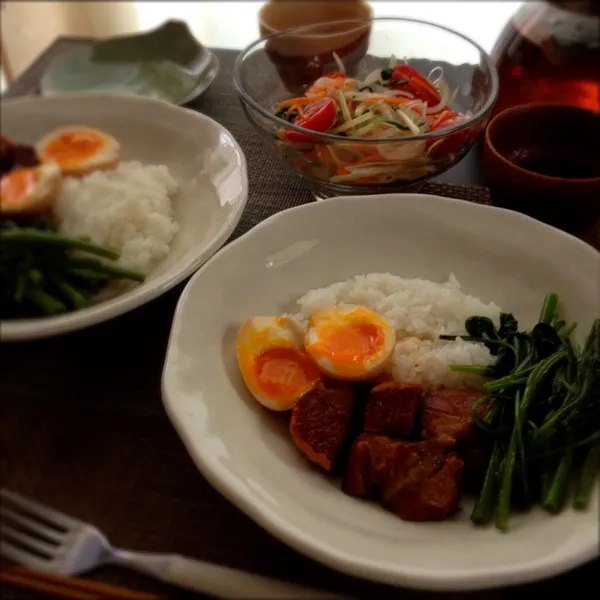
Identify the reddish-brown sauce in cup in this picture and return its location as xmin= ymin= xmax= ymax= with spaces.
xmin=483 ymin=103 xmax=600 ymax=224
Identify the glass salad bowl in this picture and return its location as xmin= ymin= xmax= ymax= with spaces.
xmin=235 ymin=17 xmax=499 ymax=199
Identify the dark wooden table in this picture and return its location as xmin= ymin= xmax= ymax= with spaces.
xmin=1 ymin=38 xmax=598 ymax=600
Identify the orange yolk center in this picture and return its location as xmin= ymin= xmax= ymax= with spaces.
xmin=1 ymin=168 xmax=39 ymax=207
xmin=254 ymin=347 xmax=321 ymax=400
xmin=42 ymin=131 xmax=103 ymax=167
xmin=312 ymin=323 xmax=384 ymax=365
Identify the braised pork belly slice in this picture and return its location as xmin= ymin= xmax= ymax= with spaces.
xmin=0 ymin=136 xmax=40 ymax=177
xmin=343 ymin=435 xmax=463 ymax=521
xmin=383 ymin=452 xmax=464 ymax=521
xmin=363 ymin=381 xmax=423 ymax=437
xmin=420 ymin=388 xmax=488 ymax=447
xmin=290 ymin=384 xmax=356 ymax=472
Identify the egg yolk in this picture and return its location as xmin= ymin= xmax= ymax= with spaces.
xmin=253 ymin=346 xmax=321 ymax=400
xmin=309 ymin=322 xmax=385 ymax=366
xmin=1 ymin=168 xmax=39 ymax=208
xmin=41 ymin=131 xmax=104 ymax=167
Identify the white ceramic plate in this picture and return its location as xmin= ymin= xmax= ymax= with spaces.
xmin=162 ymin=194 xmax=599 ymax=591
xmin=1 ymin=93 xmax=247 ymax=341
xmin=41 ymin=46 xmax=219 ymax=106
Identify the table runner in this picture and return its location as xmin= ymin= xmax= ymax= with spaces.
xmin=1 ymin=42 xmax=597 ymax=600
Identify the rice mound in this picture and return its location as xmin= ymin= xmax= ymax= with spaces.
xmin=295 ymin=273 xmax=501 ymax=390
xmin=54 ymin=161 xmax=179 ymax=274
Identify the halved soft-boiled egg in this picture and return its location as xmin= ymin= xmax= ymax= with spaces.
xmin=236 ymin=316 xmax=322 ymax=411
xmin=0 ymin=163 xmax=62 ymax=216
xmin=305 ymin=304 xmax=396 ymax=381
xmin=37 ymin=126 xmax=120 ymax=177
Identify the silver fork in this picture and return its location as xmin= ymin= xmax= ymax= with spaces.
xmin=0 ymin=489 xmax=347 ymax=599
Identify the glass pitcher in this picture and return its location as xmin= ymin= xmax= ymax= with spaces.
xmin=491 ymin=0 xmax=600 ymax=116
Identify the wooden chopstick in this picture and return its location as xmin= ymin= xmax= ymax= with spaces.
xmin=0 ymin=569 xmax=97 ymax=600
xmin=0 ymin=564 xmax=163 ymax=600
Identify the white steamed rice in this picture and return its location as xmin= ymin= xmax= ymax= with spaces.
xmin=54 ymin=161 xmax=179 ymax=274
xmin=295 ymin=273 xmax=502 ymax=390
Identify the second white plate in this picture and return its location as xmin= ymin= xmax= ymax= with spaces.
xmin=1 ymin=93 xmax=247 ymax=341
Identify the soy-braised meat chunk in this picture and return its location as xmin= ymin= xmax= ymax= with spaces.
xmin=290 ymin=384 xmax=355 ymax=472
xmin=342 ymin=434 xmax=409 ymax=497
xmin=381 ymin=440 xmax=446 ymax=494
xmin=372 ymin=371 xmax=395 ymax=386
xmin=343 ymin=435 xmax=463 ymax=521
xmin=337 ymin=372 xmax=396 ymax=407
xmin=384 ymin=453 xmax=464 ymax=521
xmin=342 ymin=435 xmax=443 ymax=495
xmin=420 ymin=388 xmax=485 ymax=447
xmin=363 ymin=381 xmax=423 ymax=437
xmin=0 ymin=136 xmax=12 ymax=175
xmin=0 ymin=136 xmax=39 ymax=177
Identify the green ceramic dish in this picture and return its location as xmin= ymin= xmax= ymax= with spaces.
xmin=40 ymin=21 xmax=219 ymax=105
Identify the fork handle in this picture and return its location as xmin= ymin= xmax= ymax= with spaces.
xmin=110 ymin=551 xmax=347 ymax=599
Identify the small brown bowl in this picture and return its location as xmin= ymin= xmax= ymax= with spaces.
xmin=259 ymin=1 xmax=373 ymax=93
xmin=484 ymin=103 xmax=600 ymax=223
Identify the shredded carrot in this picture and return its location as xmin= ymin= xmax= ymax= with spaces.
xmin=276 ymin=97 xmax=310 ymax=108
xmin=305 ymin=93 xmax=329 ymax=103
xmin=431 ymin=109 xmax=458 ymax=129
xmin=431 ymin=110 xmax=449 ymax=128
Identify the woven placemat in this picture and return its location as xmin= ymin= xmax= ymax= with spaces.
xmin=1 ymin=44 xmax=595 ymax=600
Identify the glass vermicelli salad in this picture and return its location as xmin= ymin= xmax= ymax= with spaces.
xmin=273 ymin=56 xmax=476 ymax=185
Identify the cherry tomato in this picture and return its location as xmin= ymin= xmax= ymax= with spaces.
xmin=283 ymin=98 xmax=337 ymax=143
xmin=389 ymin=65 xmax=441 ymax=106
xmin=427 ymin=111 xmax=474 ymax=159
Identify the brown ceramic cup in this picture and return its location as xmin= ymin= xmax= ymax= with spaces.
xmin=259 ymin=0 xmax=373 ymax=93
xmin=484 ymin=103 xmax=600 ymax=225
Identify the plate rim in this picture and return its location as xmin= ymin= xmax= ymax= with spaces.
xmin=162 ymin=192 xmax=599 ymax=591
xmin=178 ymin=52 xmax=220 ymax=105
xmin=0 ymin=93 xmax=248 ymax=342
